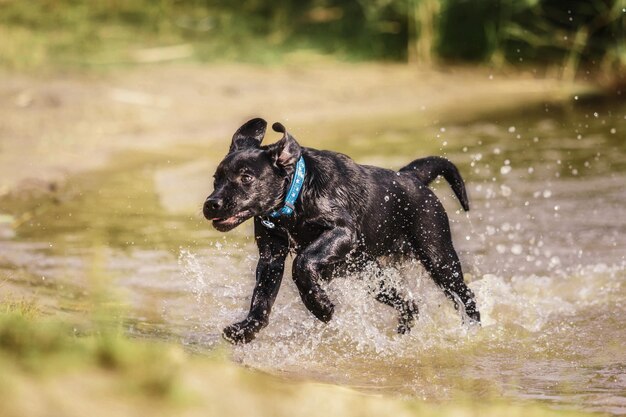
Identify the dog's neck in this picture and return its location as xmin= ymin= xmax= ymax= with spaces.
xmin=260 ymin=156 xmax=306 ymax=229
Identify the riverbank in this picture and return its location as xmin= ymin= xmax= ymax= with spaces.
xmin=0 ymin=63 xmax=599 ymax=198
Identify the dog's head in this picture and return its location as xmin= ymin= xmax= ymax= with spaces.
xmin=203 ymin=118 xmax=302 ymax=232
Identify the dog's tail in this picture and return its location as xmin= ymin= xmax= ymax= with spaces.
xmin=399 ymin=156 xmax=470 ymax=211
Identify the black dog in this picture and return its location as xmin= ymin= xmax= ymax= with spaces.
xmin=203 ymin=118 xmax=480 ymax=344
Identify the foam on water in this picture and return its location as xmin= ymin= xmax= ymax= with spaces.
xmin=175 ymin=245 xmax=624 ymax=385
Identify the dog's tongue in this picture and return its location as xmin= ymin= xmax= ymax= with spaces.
xmin=213 ymin=216 xmax=237 ymax=223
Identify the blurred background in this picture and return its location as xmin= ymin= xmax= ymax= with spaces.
xmin=0 ymin=0 xmax=625 ymax=81
xmin=0 ymin=2 xmax=625 ymax=417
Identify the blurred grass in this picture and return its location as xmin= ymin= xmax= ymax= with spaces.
xmin=0 ymin=0 xmax=272 ymax=70
xmin=0 ymin=0 xmax=624 ymax=80
xmin=0 ymin=295 xmax=185 ymax=398
xmin=0 ymin=298 xmax=601 ymax=417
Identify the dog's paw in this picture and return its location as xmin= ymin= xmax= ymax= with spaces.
xmin=222 ymin=319 xmax=262 ymax=345
xmin=397 ymin=322 xmax=412 ymax=335
xmin=312 ymin=300 xmax=334 ymax=323
xmin=397 ymin=300 xmax=419 ymax=335
xmin=463 ymin=309 xmax=481 ymax=327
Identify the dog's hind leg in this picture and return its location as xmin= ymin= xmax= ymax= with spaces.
xmin=411 ymin=208 xmax=480 ymax=323
xmin=374 ymin=278 xmax=419 ymax=334
xmin=414 ymin=240 xmax=480 ymax=324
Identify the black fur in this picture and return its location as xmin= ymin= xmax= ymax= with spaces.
xmin=203 ymin=118 xmax=480 ymax=344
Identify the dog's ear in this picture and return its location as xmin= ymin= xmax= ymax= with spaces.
xmin=229 ymin=118 xmax=267 ymax=153
xmin=267 ymin=122 xmax=301 ymax=169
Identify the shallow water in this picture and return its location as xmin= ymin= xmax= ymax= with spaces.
xmin=1 ymin=101 xmax=625 ymax=414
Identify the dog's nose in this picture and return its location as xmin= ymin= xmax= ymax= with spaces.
xmin=204 ymin=197 xmax=223 ymax=216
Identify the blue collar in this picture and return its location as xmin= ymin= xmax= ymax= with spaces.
xmin=260 ymin=156 xmax=305 ymax=229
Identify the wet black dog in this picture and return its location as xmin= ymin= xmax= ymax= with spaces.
xmin=203 ymin=118 xmax=480 ymax=344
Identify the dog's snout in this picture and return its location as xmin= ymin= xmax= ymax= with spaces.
xmin=207 ymin=197 xmax=223 ymax=211
xmin=204 ymin=197 xmax=223 ymax=218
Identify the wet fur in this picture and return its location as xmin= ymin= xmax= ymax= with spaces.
xmin=204 ymin=118 xmax=480 ymax=344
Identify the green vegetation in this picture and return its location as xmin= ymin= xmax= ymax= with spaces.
xmin=0 ymin=297 xmax=183 ymax=397
xmin=0 ymin=0 xmax=624 ymax=79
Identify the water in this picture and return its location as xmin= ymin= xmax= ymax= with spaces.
xmin=0 ymin=101 xmax=625 ymax=414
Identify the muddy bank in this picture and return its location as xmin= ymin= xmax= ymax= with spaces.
xmin=0 ymin=63 xmax=597 ymax=196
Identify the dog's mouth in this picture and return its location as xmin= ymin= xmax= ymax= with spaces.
xmin=211 ymin=210 xmax=253 ymax=231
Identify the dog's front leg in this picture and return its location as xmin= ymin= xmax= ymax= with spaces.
xmin=223 ymin=220 xmax=289 ymax=344
xmin=292 ymin=227 xmax=355 ymax=322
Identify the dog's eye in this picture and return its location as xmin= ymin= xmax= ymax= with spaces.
xmin=240 ymin=174 xmax=254 ymax=184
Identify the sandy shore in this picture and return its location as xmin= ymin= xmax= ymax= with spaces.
xmin=0 ymin=63 xmax=595 ymax=196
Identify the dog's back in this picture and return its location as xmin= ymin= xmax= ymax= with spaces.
xmin=296 ymin=148 xmax=468 ymax=259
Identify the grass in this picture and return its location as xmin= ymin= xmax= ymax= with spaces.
xmin=0 ymin=297 xmax=185 ymax=397
xmin=0 ymin=297 xmax=604 ymax=417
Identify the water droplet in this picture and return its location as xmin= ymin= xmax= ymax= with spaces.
xmin=549 ymin=256 xmax=561 ymax=267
